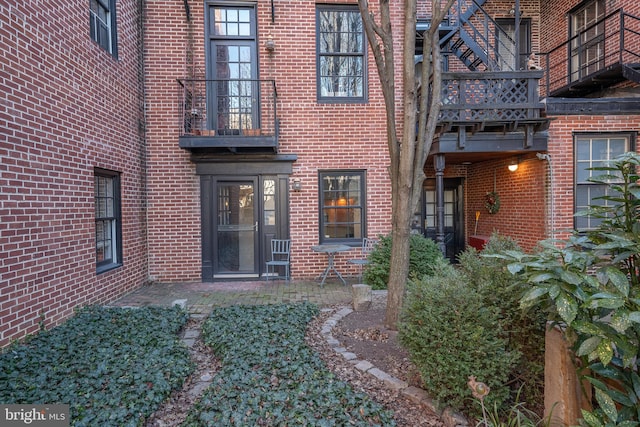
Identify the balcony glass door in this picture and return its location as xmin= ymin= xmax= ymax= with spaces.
xmin=207 ymin=6 xmax=257 ymax=134
xmin=496 ymin=19 xmax=531 ymax=71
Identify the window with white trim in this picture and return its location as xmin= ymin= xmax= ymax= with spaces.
xmin=575 ymin=133 xmax=633 ymax=230
xmin=95 ymin=169 xmax=122 ymax=273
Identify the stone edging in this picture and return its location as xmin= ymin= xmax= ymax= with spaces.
xmin=320 ymin=305 xmax=469 ymax=427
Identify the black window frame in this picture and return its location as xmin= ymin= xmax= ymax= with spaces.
xmin=316 ymin=4 xmax=367 ymax=103
xmin=95 ymin=168 xmax=122 ymax=273
xmin=574 ymin=132 xmax=635 ymax=231
xmin=318 ymin=170 xmax=366 ymax=245
xmin=89 ymin=0 xmax=118 ymax=58
xmin=205 ymin=4 xmax=258 ymax=132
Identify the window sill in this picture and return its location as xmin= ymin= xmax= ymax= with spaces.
xmin=97 ymin=262 xmax=122 ymax=275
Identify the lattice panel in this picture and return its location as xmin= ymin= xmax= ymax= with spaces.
xmin=439 ymin=76 xmax=536 ymax=122
xmin=498 ymin=79 xmax=528 ymax=103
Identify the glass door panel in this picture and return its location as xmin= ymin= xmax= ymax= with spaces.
xmin=570 ymin=0 xmax=605 ymax=81
xmin=207 ymin=5 xmax=257 ymax=134
xmin=213 ymin=43 xmax=256 ymax=133
xmin=422 ymin=179 xmax=464 ymax=263
xmin=216 ymin=181 xmax=257 ymax=274
xmin=496 ymin=19 xmax=531 ymax=71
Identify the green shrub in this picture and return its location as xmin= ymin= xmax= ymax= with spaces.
xmin=363 ymin=233 xmax=444 ymax=289
xmin=398 ymin=263 xmax=519 ymax=416
xmin=497 ymin=152 xmax=640 ymax=427
xmin=458 ymin=233 xmax=546 ymax=415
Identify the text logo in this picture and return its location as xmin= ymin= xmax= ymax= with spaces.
xmin=1 ymin=405 xmax=69 ymax=426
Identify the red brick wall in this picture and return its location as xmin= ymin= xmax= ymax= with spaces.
xmin=464 ymin=155 xmax=548 ymax=252
xmin=141 ymin=0 xmax=638 ymax=281
xmin=278 ymin=0 xmax=395 ymax=278
xmin=545 ymin=114 xmax=640 ymax=243
xmin=144 ymin=0 xmax=397 ymax=280
xmin=143 ymin=0 xmax=202 ymax=283
xmin=0 ymin=1 xmax=147 ymax=347
xmin=3 ymin=0 xmax=636 ymax=349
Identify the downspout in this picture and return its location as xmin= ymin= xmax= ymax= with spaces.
xmin=138 ymin=0 xmax=150 ymax=282
xmin=537 ymin=153 xmax=554 ymax=239
xmin=184 ymin=0 xmax=194 ymax=78
xmin=183 ymin=0 xmax=191 ymax=21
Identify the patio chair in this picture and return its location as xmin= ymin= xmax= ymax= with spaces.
xmin=265 ymin=239 xmax=291 ymax=282
xmin=347 ymin=238 xmax=378 ymax=282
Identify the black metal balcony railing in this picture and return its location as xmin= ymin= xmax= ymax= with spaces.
xmin=439 ymin=70 xmax=545 ymax=127
xmin=541 ymin=9 xmax=640 ymax=97
xmin=179 ymin=72 xmax=545 ymax=152
xmin=178 ymin=79 xmax=278 ymax=152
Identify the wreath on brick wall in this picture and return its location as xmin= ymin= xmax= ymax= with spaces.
xmin=485 ymin=191 xmax=501 ymax=215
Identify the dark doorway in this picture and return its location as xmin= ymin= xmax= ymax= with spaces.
xmin=200 ymin=173 xmax=289 ymax=281
xmin=496 ymin=18 xmax=532 ymax=71
xmin=214 ymin=179 xmax=258 ymax=275
xmin=413 ymin=178 xmax=465 ymax=262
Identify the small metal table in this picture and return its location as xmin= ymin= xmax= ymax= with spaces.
xmin=311 ymin=244 xmax=352 ymax=286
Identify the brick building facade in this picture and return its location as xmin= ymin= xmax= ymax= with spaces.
xmin=1 ymin=1 xmax=147 ymax=347
xmin=1 ymin=0 xmax=638 ymax=346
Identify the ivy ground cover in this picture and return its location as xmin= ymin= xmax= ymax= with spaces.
xmin=183 ymin=302 xmax=396 ymax=426
xmin=0 ymin=306 xmax=194 ymax=426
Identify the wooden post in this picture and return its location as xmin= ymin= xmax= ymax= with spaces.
xmin=545 ymin=323 xmax=592 ymax=426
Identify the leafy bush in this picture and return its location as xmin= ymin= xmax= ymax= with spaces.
xmin=184 ymin=302 xmax=396 ymax=426
xmin=398 ymin=262 xmax=519 ymax=416
xmin=458 ymin=233 xmax=546 ymax=414
xmin=497 ymin=152 xmax=640 ymax=426
xmin=0 ymin=306 xmax=193 ymax=426
xmin=363 ymin=233 xmax=444 ymax=289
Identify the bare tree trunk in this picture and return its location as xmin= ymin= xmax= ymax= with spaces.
xmin=359 ymin=0 xmax=454 ymax=330
xmin=385 ymin=188 xmax=412 ymax=328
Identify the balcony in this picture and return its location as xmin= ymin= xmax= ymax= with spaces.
xmin=178 ymin=79 xmax=278 ymax=153
xmin=541 ymin=9 xmax=640 ymax=97
xmin=434 ymin=70 xmax=549 ymax=156
xmin=439 ymin=70 xmax=547 ymax=129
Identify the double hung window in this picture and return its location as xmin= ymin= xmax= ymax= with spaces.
xmin=95 ymin=169 xmax=122 ymax=273
xmin=319 ymin=171 xmax=365 ymax=243
xmin=89 ymin=0 xmax=118 ymax=57
xmin=317 ymin=6 xmax=366 ymax=102
xmin=570 ymin=0 xmax=605 ymax=81
xmin=575 ymin=133 xmax=633 ymax=230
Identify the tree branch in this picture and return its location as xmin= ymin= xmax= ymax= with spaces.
xmin=358 ymin=0 xmax=399 ymax=172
